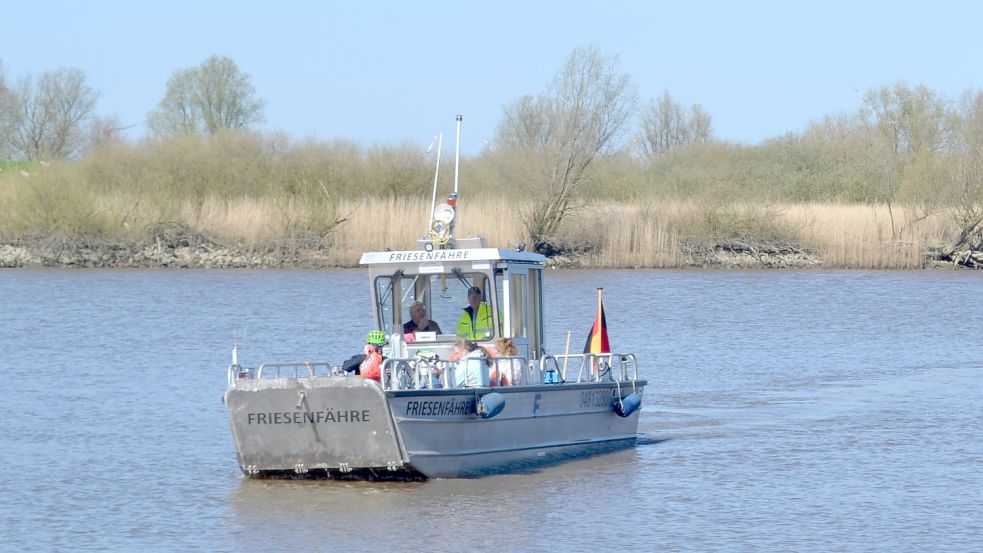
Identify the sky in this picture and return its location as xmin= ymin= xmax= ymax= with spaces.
xmin=3 ymin=0 xmax=983 ymax=155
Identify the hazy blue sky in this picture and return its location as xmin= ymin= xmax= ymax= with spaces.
xmin=3 ymin=0 xmax=981 ymax=154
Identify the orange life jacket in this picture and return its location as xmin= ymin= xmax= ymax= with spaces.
xmin=360 ymin=347 xmax=384 ymax=381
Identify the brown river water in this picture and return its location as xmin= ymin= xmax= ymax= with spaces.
xmin=2 ymin=268 xmax=981 ymax=552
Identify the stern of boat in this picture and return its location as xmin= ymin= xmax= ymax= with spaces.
xmin=224 ymin=373 xmax=413 ymax=478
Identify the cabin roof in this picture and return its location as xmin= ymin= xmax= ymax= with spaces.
xmin=359 ymin=248 xmax=546 ymax=267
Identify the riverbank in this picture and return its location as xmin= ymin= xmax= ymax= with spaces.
xmin=0 ymin=195 xmax=974 ymax=270
xmin=4 ymin=130 xmax=982 ymax=271
xmin=0 ymin=234 xmax=963 ymax=270
xmin=0 ymin=235 xmax=334 ymax=269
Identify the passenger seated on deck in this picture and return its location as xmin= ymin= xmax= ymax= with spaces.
xmin=450 ymin=339 xmax=493 ymax=387
xmin=492 ymin=337 xmax=519 ymax=386
xmin=448 ymin=338 xmax=492 ymax=362
xmin=359 ymin=330 xmax=387 ymax=382
xmin=403 ymin=301 xmax=442 ymax=334
xmin=448 ymin=338 xmax=469 ymax=363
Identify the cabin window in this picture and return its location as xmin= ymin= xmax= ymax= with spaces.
xmin=443 ymin=272 xmax=496 ymax=340
xmin=508 ymin=273 xmax=527 ymax=339
xmin=375 ymin=272 xmax=494 ymax=340
xmin=373 ymin=276 xmax=398 ymax=335
xmin=528 ymin=268 xmax=543 ymax=357
xmin=396 ymin=275 xmax=425 ymax=331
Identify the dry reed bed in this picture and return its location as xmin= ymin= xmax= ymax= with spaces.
xmin=0 ymin=177 xmax=959 ymax=267
xmin=150 ymin=197 xmax=962 ymax=268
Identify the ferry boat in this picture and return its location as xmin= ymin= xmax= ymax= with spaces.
xmin=223 ymin=117 xmax=646 ymax=479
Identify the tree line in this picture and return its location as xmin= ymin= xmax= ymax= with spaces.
xmin=1 ymin=48 xmax=982 ymax=257
xmin=0 ymin=55 xmax=263 ymax=160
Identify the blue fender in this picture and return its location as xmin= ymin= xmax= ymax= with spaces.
xmin=613 ymin=393 xmax=641 ymax=418
xmin=477 ymin=392 xmax=506 ymax=419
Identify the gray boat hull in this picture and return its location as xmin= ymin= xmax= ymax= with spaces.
xmin=225 ymin=377 xmax=408 ymax=477
xmin=225 ymin=376 xmax=645 ymax=479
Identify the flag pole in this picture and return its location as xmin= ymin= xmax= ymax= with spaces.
xmin=594 ymin=288 xmax=603 ymax=377
xmin=597 ymin=288 xmax=603 ymax=322
xmin=562 ymin=330 xmax=571 ymax=380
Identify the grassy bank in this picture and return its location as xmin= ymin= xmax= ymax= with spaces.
xmin=0 ymin=133 xmax=968 ymax=269
xmin=0 ymin=186 xmax=956 ymax=268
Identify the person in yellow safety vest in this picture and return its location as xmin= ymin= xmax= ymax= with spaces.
xmin=456 ymin=286 xmax=495 ymax=340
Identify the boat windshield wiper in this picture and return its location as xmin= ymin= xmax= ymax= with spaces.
xmin=400 ymin=274 xmax=421 ymax=305
xmin=378 ymin=269 xmax=403 ymax=311
xmin=451 ymin=268 xmax=472 ymax=290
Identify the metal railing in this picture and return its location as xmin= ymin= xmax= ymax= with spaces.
xmin=381 ymin=356 xmax=533 ymax=391
xmin=229 ymin=353 xmax=639 ymax=392
xmin=228 ymin=361 xmax=337 ymax=387
xmin=540 ymin=352 xmax=639 ymax=384
xmin=381 ymin=357 xmax=451 ymax=390
xmin=256 ymin=362 xmax=336 ymax=380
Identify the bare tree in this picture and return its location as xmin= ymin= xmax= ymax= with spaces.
xmin=637 ymin=91 xmax=689 ymax=157
xmin=495 ymin=45 xmax=637 ymax=252
xmin=942 ymin=89 xmax=983 ymax=263
xmin=5 ymin=68 xmax=99 ymax=160
xmin=636 ymin=91 xmax=713 ymax=158
xmin=497 ymin=95 xmax=552 ymax=149
xmin=147 ymin=68 xmax=200 ymax=135
xmin=860 ymin=81 xmax=953 ymax=237
xmin=147 ymin=55 xmax=264 ymax=136
xmin=690 ymin=104 xmax=713 ymax=144
xmin=861 ymin=81 xmax=951 ymax=156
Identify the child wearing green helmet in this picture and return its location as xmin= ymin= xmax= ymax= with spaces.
xmin=366 ymin=330 xmax=387 ymax=346
xmin=359 ymin=330 xmax=387 ymax=381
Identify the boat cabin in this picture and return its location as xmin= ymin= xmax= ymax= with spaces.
xmin=359 ymin=236 xmax=546 ymax=364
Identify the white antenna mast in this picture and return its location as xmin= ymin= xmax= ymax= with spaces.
xmin=453 ymin=115 xmax=462 ymax=197
xmin=423 ymin=116 xmax=462 ymax=250
xmin=450 ymin=115 xmax=462 ymax=238
xmin=427 ymin=132 xmax=443 ymax=235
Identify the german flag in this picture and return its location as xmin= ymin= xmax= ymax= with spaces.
xmin=583 ymin=288 xmax=610 ymax=354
